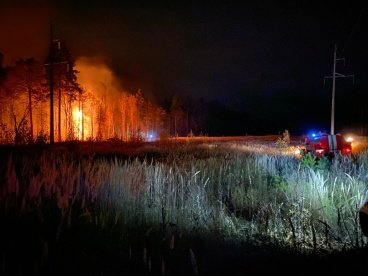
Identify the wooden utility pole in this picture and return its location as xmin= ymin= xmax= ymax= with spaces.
xmin=45 ymin=26 xmax=74 ymax=143
xmin=324 ymin=44 xmax=354 ymax=135
xmin=49 ymin=25 xmax=55 ymax=144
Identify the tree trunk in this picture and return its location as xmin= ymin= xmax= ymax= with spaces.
xmin=28 ymin=82 xmax=33 ymax=139
xmin=58 ymin=86 xmax=61 ymax=142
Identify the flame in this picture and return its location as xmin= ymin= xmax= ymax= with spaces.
xmin=72 ymin=107 xmax=82 ymax=139
xmin=72 ymin=106 xmax=91 ymax=140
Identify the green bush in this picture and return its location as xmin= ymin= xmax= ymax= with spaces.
xmin=300 ymin=152 xmax=317 ymax=168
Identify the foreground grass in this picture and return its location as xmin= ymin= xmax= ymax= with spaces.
xmin=0 ymin=141 xmax=367 ymax=275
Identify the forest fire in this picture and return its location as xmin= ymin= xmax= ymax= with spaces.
xmin=0 ymin=37 xmax=209 ymax=145
xmin=0 ymin=52 xmax=168 ymax=144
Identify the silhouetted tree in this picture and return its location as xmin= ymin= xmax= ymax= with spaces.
xmin=2 ymin=58 xmax=45 ymax=143
xmin=18 ymin=58 xmax=44 ymax=139
xmin=169 ymin=96 xmax=186 ymax=136
xmin=183 ymin=95 xmax=208 ymax=136
xmin=0 ymin=52 xmax=5 ymax=79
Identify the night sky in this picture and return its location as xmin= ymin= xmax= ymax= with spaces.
xmin=1 ymin=1 xmax=367 ymax=135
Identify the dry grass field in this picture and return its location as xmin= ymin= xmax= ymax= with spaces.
xmin=0 ymin=135 xmax=367 ymax=275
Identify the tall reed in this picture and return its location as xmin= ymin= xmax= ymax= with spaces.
xmin=0 ymin=142 xmax=367 ymax=254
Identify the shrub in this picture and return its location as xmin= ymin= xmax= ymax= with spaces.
xmin=275 ymin=129 xmax=290 ymax=149
xmin=300 ymin=152 xmax=317 ymax=168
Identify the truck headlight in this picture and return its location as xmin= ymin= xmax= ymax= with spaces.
xmin=346 ymin=136 xmax=353 ymax=143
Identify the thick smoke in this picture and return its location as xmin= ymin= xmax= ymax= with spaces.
xmin=75 ymin=56 xmax=124 ymax=102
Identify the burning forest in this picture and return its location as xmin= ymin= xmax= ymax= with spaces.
xmin=0 ymin=39 xmax=201 ymax=145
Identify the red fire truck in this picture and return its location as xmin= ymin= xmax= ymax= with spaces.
xmin=302 ymin=132 xmax=352 ymax=158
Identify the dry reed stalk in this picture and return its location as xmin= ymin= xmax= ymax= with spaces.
xmin=161 ymin=258 xmax=165 ymax=275
xmin=143 ymin=247 xmax=147 ymax=265
xmin=189 ymin=248 xmax=199 ymax=275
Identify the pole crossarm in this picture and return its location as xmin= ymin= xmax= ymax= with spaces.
xmin=44 ymin=61 xmax=69 ymax=66
xmin=324 ymin=73 xmax=354 ymax=78
xmin=324 ymin=75 xmax=355 ymax=85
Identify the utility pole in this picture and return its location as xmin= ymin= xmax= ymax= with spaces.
xmin=324 ymin=44 xmax=354 ymax=135
xmin=45 ymin=26 xmax=74 ymax=143
xmin=49 ymin=24 xmax=55 ymax=144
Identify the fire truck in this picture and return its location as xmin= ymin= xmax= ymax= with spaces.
xmin=301 ymin=132 xmax=352 ymax=158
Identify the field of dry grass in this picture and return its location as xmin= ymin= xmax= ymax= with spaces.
xmin=0 ymin=135 xmax=367 ymax=275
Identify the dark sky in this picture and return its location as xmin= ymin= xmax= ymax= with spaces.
xmin=1 ymin=1 xmax=367 ymax=135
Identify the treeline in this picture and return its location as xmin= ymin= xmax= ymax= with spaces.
xmin=0 ymin=43 xmax=208 ymax=144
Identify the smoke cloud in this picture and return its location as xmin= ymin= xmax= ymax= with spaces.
xmin=75 ymin=56 xmax=124 ymax=102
